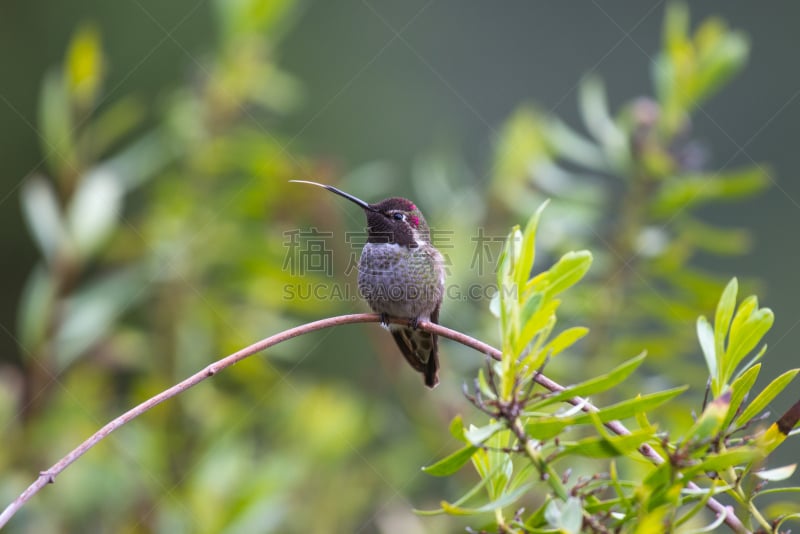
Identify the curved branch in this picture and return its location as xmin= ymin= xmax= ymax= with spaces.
xmin=0 ymin=314 xmax=747 ymax=533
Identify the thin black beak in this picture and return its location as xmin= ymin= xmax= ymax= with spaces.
xmin=290 ymin=180 xmax=376 ymax=211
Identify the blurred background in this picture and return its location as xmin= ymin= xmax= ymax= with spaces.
xmin=1 ymin=1 xmax=799 ymax=532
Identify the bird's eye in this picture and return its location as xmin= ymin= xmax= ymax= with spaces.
xmin=392 ymin=213 xmax=405 ymax=221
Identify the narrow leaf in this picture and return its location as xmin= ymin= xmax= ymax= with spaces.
xmin=17 ymin=266 xmax=56 ymax=350
xmin=477 ymin=368 xmax=498 ymax=401
xmin=696 ymin=316 xmax=717 ymax=381
xmin=449 ymin=415 xmax=466 ymax=441
xmin=21 ymin=176 xmax=67 ymax=264
xmin=688 ymin=391 xmax=730 ymax=442
xmin=422 ymin=445 xmax=478 ymax=476
xmin=735 ymin=369 xmax=800 ymax=428
xmin=515 ymin=200 xmax=549 ymax=291
xmin=539 ymin=352 xmax=647 ymax=408
xmin=557 ymin=428 xmax=654 ymax=459
xmin=726 ymin=308 xmax=774 ymax=377
xmin=464 ymin=422 xmax=505 ymax=446
xmin=516 ymin=299 xmax=557 ymax=359
xmin=723 ymin=364 xmax=760 ymax=430
xmin=545 ymin=496 xmax=583 ymax=534
xmin=684 ymin=448 xmax=761 ymax=477
xmin=517 ymin=292 xmax=543 ymax=336
xmin=574 ymin=387 xmax=687 ymax=424
xmin=651 ymin=168 xmax=769 ymax=216
xmin=440 ymin=482 xmax=535 ymax=516
xmin=66 ymin=23 xmax=104 ymax=107
xmin=416 ymin=464 xmax=501 ymax=516
xmin=714 ymin=278 xmax=738 ymax=372
xmin=67 ymin=168 xmax=123 ymax=258
xmin=541 ymin=250 xmax=592 ymax=299
xmin=526 ymin=387 xmax=687 ymax=438
xmin=543 ymin=326 xmax=590 ymax=359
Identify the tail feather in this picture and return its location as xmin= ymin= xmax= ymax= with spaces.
xmin=424 ymin=333 xmax=439 ymax=388
xmin=390 ymin=327 xmax=440 ymax=389
xmin=388 ymin=306 xmax=441 ymax=388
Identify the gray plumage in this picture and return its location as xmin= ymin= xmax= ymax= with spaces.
xmin=291 ymin=181 xmax=446 ymax=388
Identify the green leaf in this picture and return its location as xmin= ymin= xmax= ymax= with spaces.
xmin=66 ymin=23 xmax=105 ymax=109
xmin=524 ymin=419 xmax=572 ymax=441
xmin=515 ymin=201 xmax=549 ymax=291
xmin=38 ymin=69 xmax=77 ymax=176
xmin=696 ymin=316 xmax=716 ymax=381
xmin=734 ymin=369 xmax=800 ymax=428
xmin=733 ymin=344 xmax=768 ymax=381
xmin=692 ymin=22 xmax=749 ymax=104
xmin=440 ymin=482 xmax=535 ymax=516
xmin=723 ymin=364 xmax=760 ymax=430
xmin=496 ymin=227 xmax=520 ymax=291
xmin=557 ymin=427 xmax=654 ymax=459
xmin=21 ymin=175 xmax=68 ymax=264
xmin=683 ymin=448 xmax=761 ymax=477
xmin=542 ymin=326 xmax=589 ymax=359
xmin=477 ymin=368 xmax=498 ymax=401
xmin=540 ymin=250 xmax=592 ymax=299
xmin=651 ymin=168 xmax=769 ymax=217
xmin=79 ymin=97 xmax=145 ymax=162
xmin=415 ymin=463 xmax=502 ymax=516
xmin=54 ymin=266 xmax=149 ymax=370
xmin=544 ymin=496 xmax=583 ymax=534
xmin=493 ymin=107 xmax=548 ymax=185
xmin=578 ymin=387 xmax=687 ymax=424
xmin=422 ymin=445 xmax=478 ymax=477
xmin=578 ymin=77 xmax=628 ymax=167
xmin=538 ymin=352 xmax=646 ymax=408
xmin=726 ymin=306 xmax=773 ymax=378
xmin=518 ymin=292 xmax=544 ymax=336
xmin=516 ymin=299 xmax=556 ymax=360
xmin=523 ymin=496 xmax=553 ymax=529
xmin=663 ymin=2 xmax=689 ymax=50
xmin=677 ymin=218 xmax=750 ymax=256
xmin=17 ymin=266 xmax=57 ymax=350
xmin=687 ymin=391 xmax=730 ymax=442
xmin=496 ymin=227 xmax=521 ymax=340
xmin=714 ymin=278 xmax=738 ymax=368
xmin=525 ymin=387 xmax=687 ymax=439
xmin=67 ymin=168 xmax=123 ymax=258
xmin=449 ymin=415 xmax=466 ymax=441
xmin=464 ymin=422 xmax=505 ymax=446
xmin=507 ymin=461 xmax=536 ymax=493
xmin=544 ymin=116 xmax=610 ymax=171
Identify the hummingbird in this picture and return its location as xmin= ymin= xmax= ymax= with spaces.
xmin=291 ymin=180 xmax=446 ymax=388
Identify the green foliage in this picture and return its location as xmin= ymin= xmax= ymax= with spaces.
xmin=6 ymin=3 xmax=800 ymax=534
xmin=426 ymin=206 xmax=800 ymax=532
xmin=7 ymin=2 xmax=422 ymax=532
xmin=491 ymin=3 xmax=769 ymax=384
xmin=655 ymin=3 xmax=749 ymax=137
xmin=436 ymin=7 xmax=800 ymax=525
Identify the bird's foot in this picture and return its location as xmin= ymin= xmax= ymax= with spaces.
xmin=409 ymin=316 xmax=420 ymax=329
xmin=379 ymin=313 xmax=391 ymax=328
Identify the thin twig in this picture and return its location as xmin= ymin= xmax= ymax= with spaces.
xmin=0 ymin=314 xmax=748 ymax=533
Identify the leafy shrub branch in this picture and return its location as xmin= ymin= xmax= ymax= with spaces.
xmin=3 ymin=206 xmax=798 ymax=532
xmin=418 ymin=207 xmax=799 ymax=533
